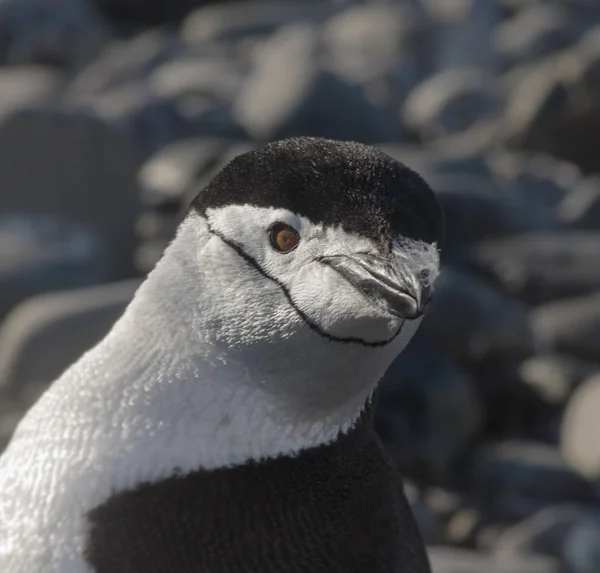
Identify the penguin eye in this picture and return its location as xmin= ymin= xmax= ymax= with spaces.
xmin=269 ymin=222 xmax=300 ymax=253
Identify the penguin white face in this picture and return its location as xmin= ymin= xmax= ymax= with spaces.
xmin=205 ymin=204 xmax=440 ymax=346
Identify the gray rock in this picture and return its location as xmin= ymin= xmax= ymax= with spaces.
xmin=558 ymin=176 xmax=600 ymax=231
xmin=529 ymin=293 xmax=600 ymax=362
xmin=494 ymin=5 xmax=578 ymax=65
xmin=68 ymin=29 xmax=180 ymax=98
xmin=493 ymin=505 xmax=590 ymax=560
xmin=469 ymin=441 xmax=593 ymax=521
xmin=562 ymin=513 xmax=600 ymax=573
xmin=96 ymin=0 xmax=199 ymax=25
xmin=0 ymin=108 xmax=139 ymax=302
xmin=0 ymin=279 xmax=140 ymax=394
xmin=468 ymin=233 xmax=600 ymax=304
xmin=149 ymin=55 xmax=246 ymax=102
xmin=181 ymin=0 xmax=336 ymax=45
xmin=377 ymin=333 xmax=482 ymax=478
xmin=570 ymin=26 xmax=600 ymax=102
xmin=0 ymin=216 xmax=107 ymax=319
xmin=501 ymin=58 xmax=569 ymax=149
xmin=403 ymin=68 xmax=502 ymax=139
xmin=232 ymin=24 xmax=404 ymax=143
xmin=426 ymin=175 xmax=549 ymax=253
xmin=423 ymin=0 xmax=502 ymax=71
xmin=428 ymin=547 xmax=559 ymax=573
xmin=519 ymin=354 xmax=598 ymax=407
xmin=561 ymin=375 xmax=600 ymax=480
xmin=139 ymin=137 xmax=233 ymax=210
xmin=0 ymin=0 xmax=107 ymax=68
xmin=422 ymin=266 xmax=532 ymax=361
xmin=134 ymin=238 xmax=171 ymax=276
xmin=82 ymin=80 xmax=195 ymax=160
xmin=321 ymin=3 xmax=424 ymax=88
xmin=0 ymin=66 xmax=62 ymax=121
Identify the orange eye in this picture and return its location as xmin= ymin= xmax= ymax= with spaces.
xmin=269 ymin=222 xmax=300 ymax=253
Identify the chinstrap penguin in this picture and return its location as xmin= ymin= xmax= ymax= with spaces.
xmin=0 ymin=137 xmax=443 ymax=573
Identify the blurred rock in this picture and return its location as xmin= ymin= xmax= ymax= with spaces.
xmin=322 ymin=3 xmax=424 ymax=89
xmin=233 ymin=24 xmax=404 ymax=142
xmin=96 ymin=0 xmax=199 ymax=25
xmin=558 ymin=176 xmax=600 ymax=230
xmin=561 ymin=375 xmax=600 ymax=480
xmin=423 ymin=0 xmax=502 ymax=71
xmin=68 ymin=29 xmax=179 ymax=97
xmin=149 ymin=55 xmax=246 ymax=102
xmin=530 ymin=293 xmax=600 ymax=362
xmin=377 ymin=333 xmax=482 ymax=478
xmin=0 ymin=216 xmax=105 ymax=319
xmin=562 ymin=513 xmax=600 ymax=573
xmin=0 ymin=66 xmax=62 ymax=121
xmin=422 ymin=267 xmax=532 ymax=361
xmin=468 ymin=233 xmax=600 ymax=304
xmin=469 ymin=441 xmax=593 ymax=521
xmin=0 ymin=108 xmax=139 ymax=311
xmin=0 ymin=279 xmax=140 ymax=394
xmin=182 ymin=1 xmax=336 ymax=45
xmin=494 ymin=5 xmax=578 ymax=65
xmin=0 ymin=0 xmax=108 ymax=69
xmin=519 ymin=354 xmax=598 ymax=407
xmin=403 ymin=68 xmax=502 ymax=139
xmin=493 ymin=505 xmax=589 ymax=560
xmin=139 ymin=137 xmax=232 ymax=210
xmin=426 ymin=175 xmax=549 ymax=254
xmin=428 ymin=547 xmax=559 ymax=573
xmin=501 ymin=58 xmax=569 ymax=149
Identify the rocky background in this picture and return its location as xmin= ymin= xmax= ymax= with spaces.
xmin=1 ymin=0 xmax=600 ymax=571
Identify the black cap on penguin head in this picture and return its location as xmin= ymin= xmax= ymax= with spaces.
xmin=192 ymin=137 xmax=444 ymax=252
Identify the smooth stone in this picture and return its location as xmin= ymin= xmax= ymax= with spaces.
xmin=530 ymin=293 xmax=600 ymax=362
xmin=428 ymin=547 xmax=559 ymax=573
xmin=519 ymin=354 xmax=598 ymax=407
xmin=232 ymin=23 xmax=404 ymax=142
xmin=0 ymin=215 xmax=110 ymax=319
xmin=493 ymin=505 xmax=590 ymax=559
xmin=494 ymin=5 xmax=578 ymax=64
xmin=423 ymin=0 xmax=502 ymax=71
xmin=501 ymin=58 xmax=569 ymax=149
xmin=562 ymin=514 xmax=600 ymax=573
xmin=0 ymin=0 xmax=107 ymax=68
xmin=422 ymin=266 xmax=532 ymax=361
xmin=0 ymin=107 xmax=139 ymax=284
xmin=181 ymin=0 xmax=336 ymax=45
xmin=561 ymin=375 xmax=600 ymax=480
xmin=468 ymin=233 xmax=600 ymax=304
xmin=558 ymin=176 xmax=600 ymax=230
xmin=321 ymin=3 xmax=424 ymax=86
xmin=469 ymin=441 xmax=593 ymax=521
xmin=68 ymin=29 xmax=180 ymax=98
xmin=377 ymin=333 xmax=482 ymax=478
xmin=139 ymin=137 xmax=233 ymax=209
xmin=403 ymin=68 xmax=502 ymax=139
xmin=0 ymin=279 xmax=141 ymax=393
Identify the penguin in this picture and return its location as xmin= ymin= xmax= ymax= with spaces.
xmin=0 ymin=137 xmax=443 ymax=573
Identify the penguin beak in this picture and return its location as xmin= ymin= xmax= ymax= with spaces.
xmin=319 ymin=253 xmax=430 ymax=320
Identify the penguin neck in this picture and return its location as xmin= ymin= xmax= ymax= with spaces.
xmin=75 ymin=264 xmax=394 ymax=480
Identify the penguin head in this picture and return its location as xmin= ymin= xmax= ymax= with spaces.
xmin=181 ymin=137 xmax=442 ymax=352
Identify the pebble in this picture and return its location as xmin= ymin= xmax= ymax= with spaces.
xmin=561 ymin=375 xmax=600 ymax=480
xmin=0 ymin=279 xmax=140 ymax=394
xmin=530 ymin=293 xmax=600 ymax=362
xmin=403 ymin=68 xmax=502 ymax=139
